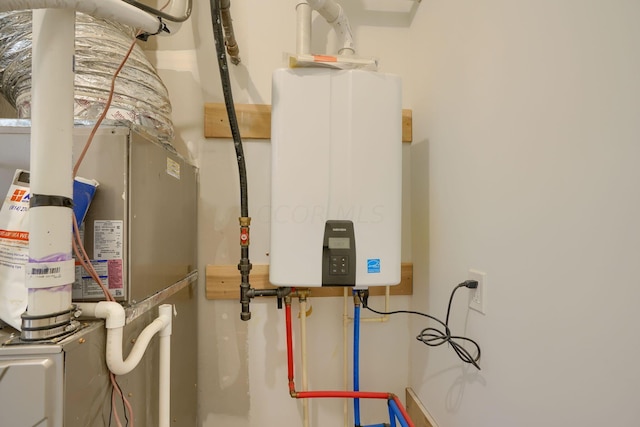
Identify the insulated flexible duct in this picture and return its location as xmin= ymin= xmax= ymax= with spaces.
xmin=0 ymin=10 xmax=174 ymax=141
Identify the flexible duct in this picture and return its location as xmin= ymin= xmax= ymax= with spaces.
xmin=0 ymin=10 xmax=174 ymax=142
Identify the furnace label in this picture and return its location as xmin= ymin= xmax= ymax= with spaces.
xmin=94 ymin=220 xmax=123 ymax=260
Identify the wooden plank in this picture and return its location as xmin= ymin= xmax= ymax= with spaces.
xmin=206 ymin=262 xmax=413 ymax=300
xmin=402 ymin=109 xmax=413 ymax=143
xmin=204 ymin=103 xmax=413 ymax=143
xmin=406 ymin=387 xmax=438 ymax=427
xmin=204 ymin=103 xmax=272 ymax=140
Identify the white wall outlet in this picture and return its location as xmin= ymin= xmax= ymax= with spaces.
xmin=468 ymin=269 xmax=486 ymax=314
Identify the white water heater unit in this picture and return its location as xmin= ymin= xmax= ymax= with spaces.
xmin=270 ymin=68 xmax=402 ymax=288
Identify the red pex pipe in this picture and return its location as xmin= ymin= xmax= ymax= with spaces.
xmin=283 ymin=298 xmax=414 ymax=427
xmin=296 ymin=391 xmax=390 ymax=400
xmin=392 ymin=394 xmax=415 ymax=427
xmin=285 ymin=303 xmax=295 ymax=393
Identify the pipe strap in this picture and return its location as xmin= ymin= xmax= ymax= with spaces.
xmin=20 ymin=306 xmax=79 ymax=341
xmin=29 ymin=194 xmax=73 ymax=209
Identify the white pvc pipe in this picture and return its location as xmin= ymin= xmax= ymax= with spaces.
xmin=105 ymin=314 xmax=169 ymax=376
xmin=307 ymin=0 xmax=340 ymax=22
xmin=26 ymin=8 xmax=75 ymax=318
xmin=0 ymin=0 xmax=163 ymax=34
xmin=307 ymin=0 xmax=355 ymax=55
xmin=76 ymin=302 xmax=169 ymax=375
xmin=296 ymin=2 xmax=311 ymax=55
xmin=77 ymin=302 xmax=173 ymax=425
xmin=300 ymin=298 xmax=309 ymax=427
xmin=158 ymin=304 xmax=172 ymax=427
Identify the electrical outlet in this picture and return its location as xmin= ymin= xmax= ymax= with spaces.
xmin=468 ymin=269 xmax=486 ymax=314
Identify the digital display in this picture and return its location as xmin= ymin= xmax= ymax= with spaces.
xmin=328 ymin=237 xmax=350 ymax=250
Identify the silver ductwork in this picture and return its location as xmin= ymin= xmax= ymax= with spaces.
xmin=0 ymin=10 xmax=174 ymax=141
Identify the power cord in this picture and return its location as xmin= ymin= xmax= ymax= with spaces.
xmin=108 ymin=375 xmax=129 ymax=427
xmin=358 ymin=280 xmax=482 ymax=370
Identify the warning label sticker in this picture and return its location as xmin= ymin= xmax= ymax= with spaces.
xmin=73 ymin=259 xmax=125 ymax=300
xmin=166 ymin=157 xmax=181 ymax=180
xmin=94 ymin=220 xmax=123 ymax=260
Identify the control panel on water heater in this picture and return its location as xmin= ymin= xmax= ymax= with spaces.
xmin=322 ymin=220 xmax=356 ymax=286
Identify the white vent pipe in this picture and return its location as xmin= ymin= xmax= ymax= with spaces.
xmin=0 ymin=0 xmax=164 ymax=34
xmin=306 ymin=0 xmax=355 ymax=55
xmin=24 ymin=8 xmax=75 ymax=326
xmin=77 ymin=302 xmax=173 ymax=427
xmin=296 ymin=2 xmax=311 ymax=55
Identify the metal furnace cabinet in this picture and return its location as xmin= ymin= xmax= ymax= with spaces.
xmin=0 ymin=279 xmax=197 ymax=426
xmin=0 ymin=120 xmax=198 ymax=426
xmin=0 ymin=119 xmax=198 ymax=303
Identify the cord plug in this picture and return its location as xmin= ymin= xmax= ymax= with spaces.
xmin=461 ymin=280 xmax=478 ymax=289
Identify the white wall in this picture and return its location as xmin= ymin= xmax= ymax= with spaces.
xmin=148 ymin=1 xmax=415 ymax=426
xmin=409 ymin=1 xmax=640 ymax=426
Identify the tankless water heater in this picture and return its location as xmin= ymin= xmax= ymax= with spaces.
xmin=270 ymin=68 xmax=402 ymax=287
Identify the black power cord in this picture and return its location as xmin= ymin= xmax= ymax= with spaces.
xmin=359 ymin=280 xmax=482 ymax=370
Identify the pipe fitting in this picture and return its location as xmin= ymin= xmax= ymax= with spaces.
xmin=240 ymin=282 xmax=252 ymax=321
xmin=77 ymin=302 xmax=172 ymax=375
xmin=77 ymin=301 xmax=125 ymax=329
xmin=278 ymin=287 xmax=293 ymax=299
xmin=221 ymin=0 xmax=240 ymax=65
xmin=158 ymin=304 xmax=173 ymax=337
xmin=238 ymin=262 xmax=252 ymax=275
xmin=240 ymin=310 xmax=251 ymax=321
xmin=293 ymin=288 xmax=311 ymax=300
xmin=306 ymin=0 xmax=355 ymax=55
xmin=105 ymin=314 xmax=168 ymax=375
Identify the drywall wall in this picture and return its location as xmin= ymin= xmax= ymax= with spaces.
xmin=409 ymin=1 xmax=640 ymax=426
xmin=147 ymin=1 xmax=416 ymax=426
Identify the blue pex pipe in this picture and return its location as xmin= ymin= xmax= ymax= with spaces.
xmin=388 ymin=402 xmax=397 ymax=427
xmin=389 ymin=399 xmax=410 ymax=427
xmin=354 ymin=303 xmax=361 ymax=426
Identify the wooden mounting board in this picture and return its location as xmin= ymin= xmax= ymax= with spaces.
xmin=204 ymin=103 xmax=413 ymax=143
xmin=205 ymin=262 xmax=413 ymax=300
xmin=406 ymin=387 xmax=439 ymax=427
